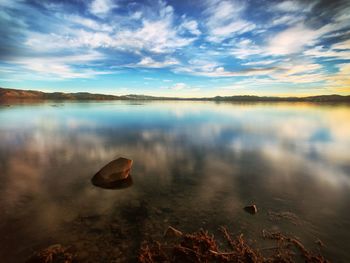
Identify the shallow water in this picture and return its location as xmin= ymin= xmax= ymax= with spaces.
xmin=0 ymin=101 xmax=349 ymax=262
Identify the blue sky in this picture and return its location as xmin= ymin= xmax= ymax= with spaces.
xmin=0 ymin=0 xmax=349 ymax=97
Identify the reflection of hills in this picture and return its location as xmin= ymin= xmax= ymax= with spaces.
xmin=1 ymin=87 xmax=350 ymax=102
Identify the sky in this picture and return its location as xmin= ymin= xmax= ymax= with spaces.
xmin=0 ymin=0 xmax=349 ymax=97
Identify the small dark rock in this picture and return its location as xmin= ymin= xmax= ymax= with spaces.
xmin=244 ymin=204 xmax=258 ymax=215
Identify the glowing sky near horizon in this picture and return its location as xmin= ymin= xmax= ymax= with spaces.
xmin=0 ymin=0 xmax=349 ymax=97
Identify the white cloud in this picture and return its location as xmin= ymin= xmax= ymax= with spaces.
xmin=270 ymin=14 xmax=304 ymax=27
xmin=273 ymin=1 xmax=308 ymax=12
xmin=188 ymin=59 xmax=221 ymax=72
xmin=304 ymin=42 xmax=350 ymax=60
xmin=64 ymin=15 xmax=113 ymax=32
xmin=89 ymin=0 xmax=116 ymax=16
xmin=323 ymin=30 xmax=350 ymax=39
xmin=130 ymin=11 xmax=142 ymax=20
xmin=267 ymin=24 xmax=319 ymax=55
xmin=208 ymin=20 xmax=255 ymax=42
xmin=172 ymin=55 xmax=281 ymax=78
xmin=269 ymin=61 xmax=326 ymax=84
xmin=204 ymin=67 xmax=277 ymax=77
xmin=332 ymin=39 xmax=350 ymax=50
xmin=163 ymin=82 xmax=201 ymax=93
xmin=215 ymin=61 xmax=326 ymax=86
xmin=172 ymin=83 xmax=187 ymax=90
xmin=243 ymin=59 xmax=282 ymax=66
xmin=8 ymin=50 xmax=104 ymax=64
xmin=272 ymin=1 xmax=300 ymax=12
xmin=24 ymin=2 xmax=196 ymax=55
xmin=206 ymin=0 xmax=244 ymax=24
xmin=263 ymin=2 xmax=350 ymax=57
xmin=2 ymin=0 xmax=350 ymax=89
xmin=180 ymin=19 xmax=201 ymax=36
xmin=135 ymin=57 xmax=179 ymax=68
xmin=176 ymin=64 xmax=277 ymax=78
xmin=0 ymin=0 xmax=24 ymax=8
xmin=230 ymin=38 xmax=265 ymax=59
xmin=276 ymin=1 xmax=300 ymax=12
xmin=25 ymin=30 xmax=114 ymax=50
xmin=205 ymin=0 xmax=255 ymax=42
xmin=317 ymin=7 xmax=350 ymax=39
xmin=6 ymin=51 xmax=110 ymax=79
xmin=265 ymin=14 xmax=350 ymax=57
xmin=282 ymin=63 xmax=322 ymax=75
xmin=333 ymin=5 xmax=350 ymax=24
xmin=24 ymin=20 xmax=194 ymax=54
xmin=277 ymin=72 xmax=326 ymax=84
xmin=114 ymin=17 xmax=195 ymax=53
xmin=16 ymin=61 xmax=109 ymax=79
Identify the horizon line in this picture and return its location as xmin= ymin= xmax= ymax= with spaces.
xmin=1 ymin=86 xmax=349 ymax=100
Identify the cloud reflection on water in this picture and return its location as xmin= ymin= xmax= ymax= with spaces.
xmin=0 ymin=101 xmax=350 ymax=261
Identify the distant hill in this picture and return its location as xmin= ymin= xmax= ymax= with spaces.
xmin=206 ymin=95 xmax=350 ymax=102
xmin=1 ymin=87 xmax=350 ymax=102
xmin=0 ymin=87 xmax=120 ymax=100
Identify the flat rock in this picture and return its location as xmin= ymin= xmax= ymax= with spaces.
xmin=91 ymin=157 xmax=133 ymax=189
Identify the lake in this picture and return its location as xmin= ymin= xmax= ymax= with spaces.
xmin=0 ymin=101 xmax=349 ymax=262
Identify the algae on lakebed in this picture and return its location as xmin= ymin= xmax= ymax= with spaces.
xmin=26 ymin=226 xmax=329 ymax=263
xmin=140 ymin=228 xmax=329 ymax=263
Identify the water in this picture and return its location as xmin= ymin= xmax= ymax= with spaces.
xmin=0 ymin=101 xmax=349 ymax=262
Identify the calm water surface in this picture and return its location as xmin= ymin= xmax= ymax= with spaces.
xmin=0 ymin=101 xmax=349 ymax=262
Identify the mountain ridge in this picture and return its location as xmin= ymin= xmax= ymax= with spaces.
xmin=1 ymin=87 xmax=350 ymax=102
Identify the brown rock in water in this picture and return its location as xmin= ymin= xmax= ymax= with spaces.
xmin=244 ymin=204 xmax=258 ymax=215
xmin=91 ymin=157 xmax=133 ymax=189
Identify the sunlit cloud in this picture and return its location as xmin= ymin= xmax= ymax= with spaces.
xmin=266 ymin=24 xmax=319 ymax=55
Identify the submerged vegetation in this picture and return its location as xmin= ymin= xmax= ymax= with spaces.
xmin=139 ymin=227 xmax=329 ymax=263
xmin=26 ymin=244 xmax=77 ymax=263
xmin=26 ymin=227 xmax=329 ymax=263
